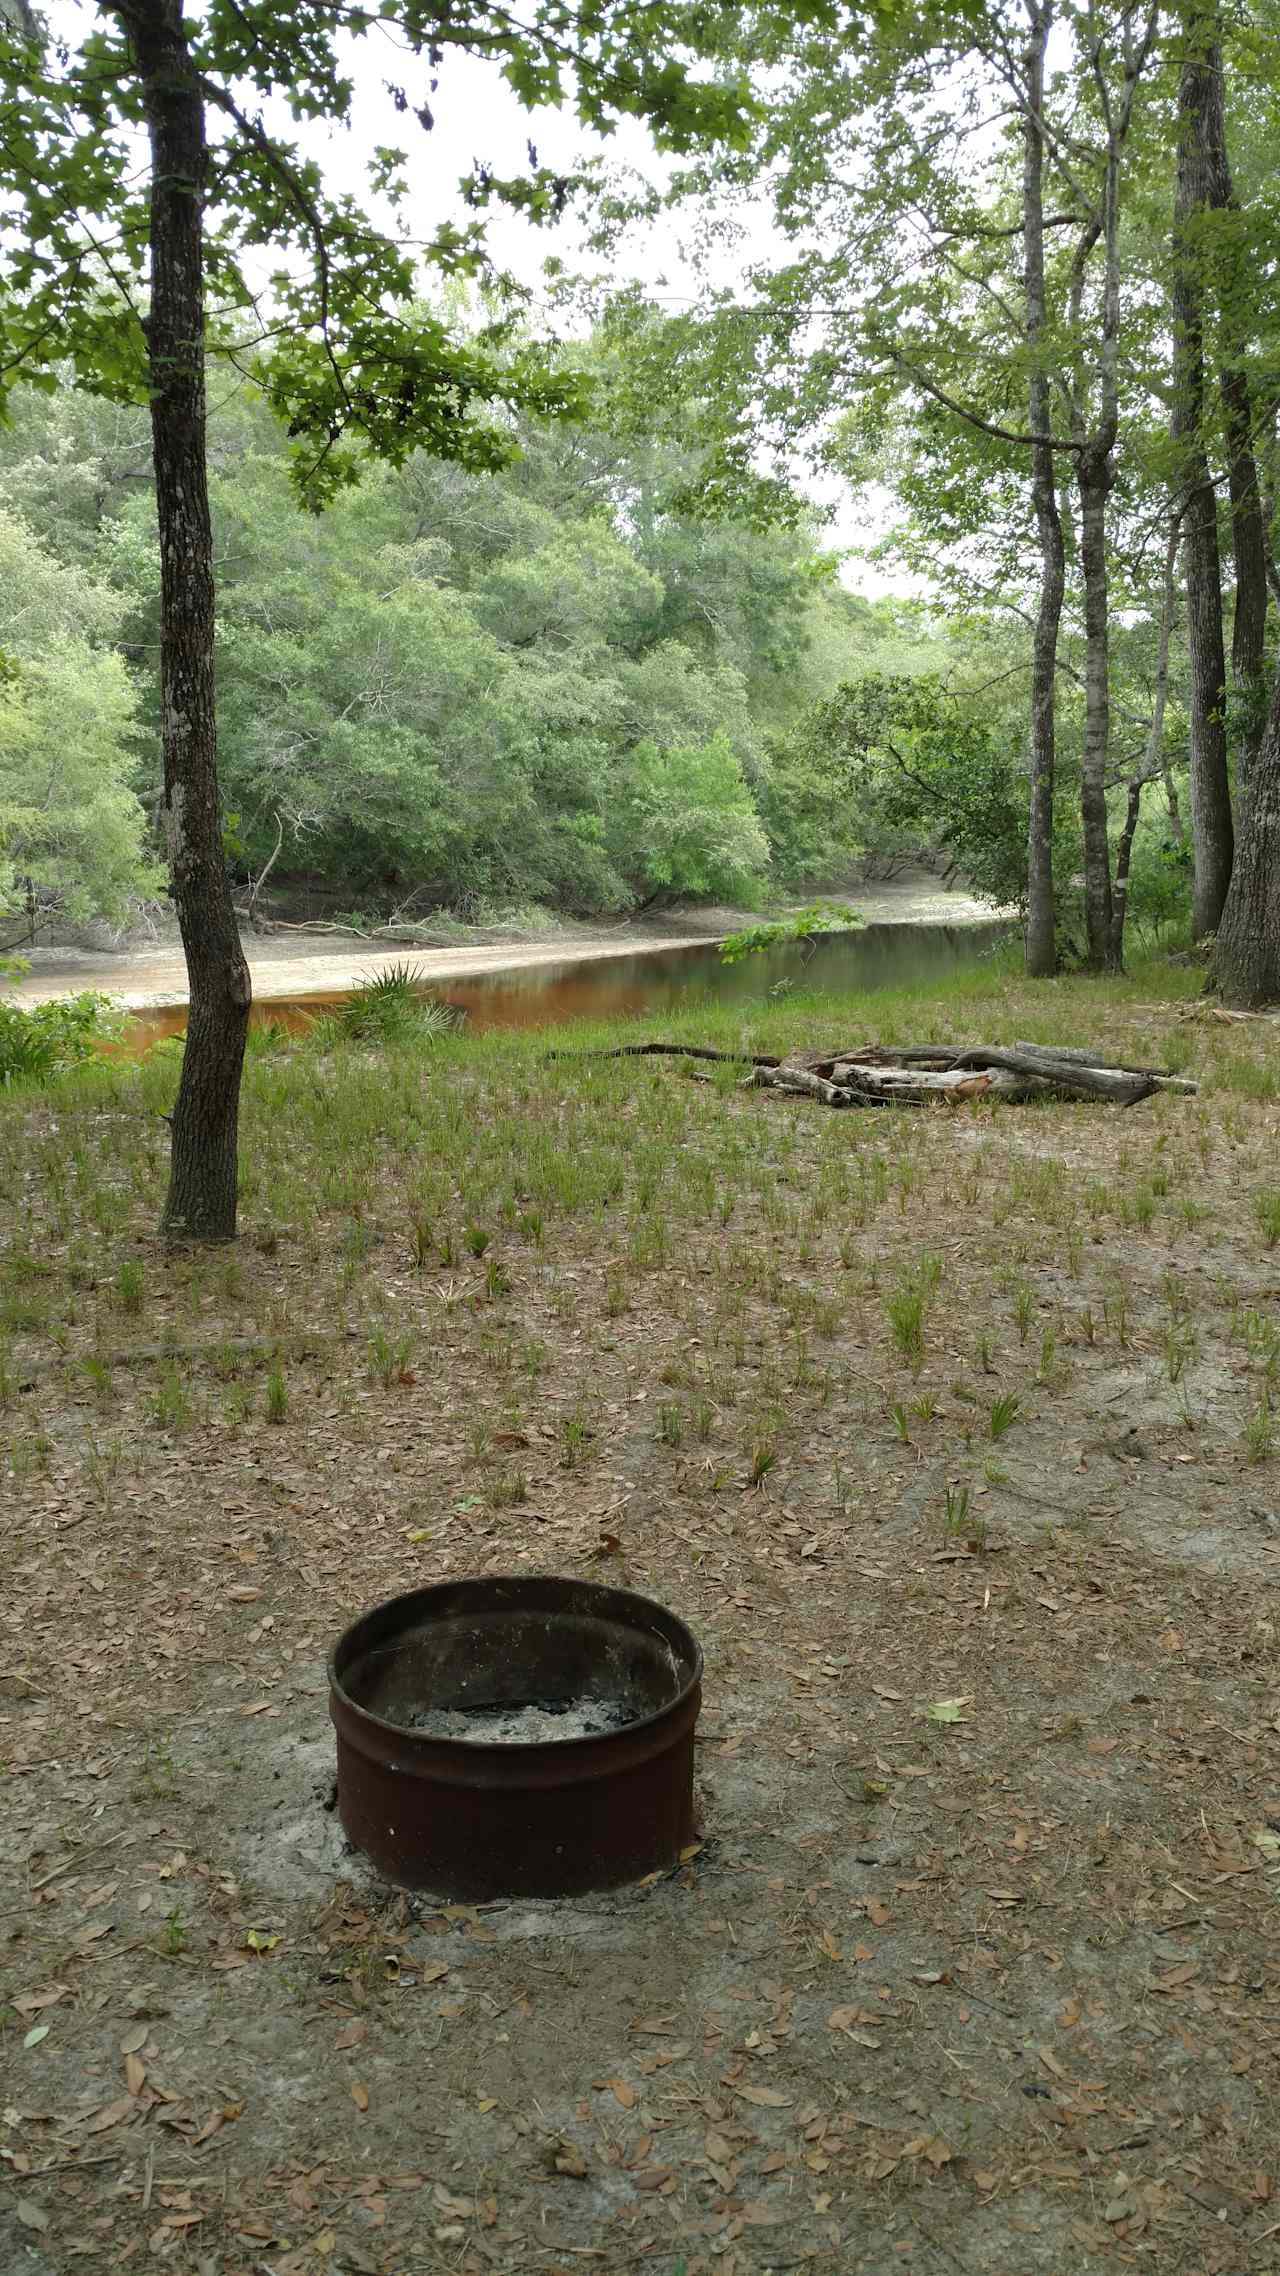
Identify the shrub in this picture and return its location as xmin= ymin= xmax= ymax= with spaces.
xmin=0 ymin=987 xmax=118 ymax=1088
xmin=322 ymin=965 xmax=461 ymax=1046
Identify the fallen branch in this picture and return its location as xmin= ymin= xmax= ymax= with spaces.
xmin=243 ymin=808 xmax=284 ymax=931
xmin=550 ymin=1041 xmax=780 ymax=1067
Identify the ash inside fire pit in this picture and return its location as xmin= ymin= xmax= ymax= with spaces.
xmin=329 ymin=1575 xmax=703 ymax=1897
xmin=403 ymin=1694 xmax=634 ymax=1743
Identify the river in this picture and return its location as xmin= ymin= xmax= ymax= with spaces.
xmin=112 ymin=916 xmax=1012 ymax=1051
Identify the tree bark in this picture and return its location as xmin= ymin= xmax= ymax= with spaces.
xmin=1215 ymin=657 xmax=1280 ymax=1004
xmin=1193 ymin=32 xmax=1270 ymax=788
xmin=118 ymin=0 xmax=251 ymax=1240
xmin=1171 ymin=20 xmax=1234 ymax=937
xmin=1066 ymin=6 xmax=1157 ymax=973
xmin=1022 ymin=2 xmax=1063 ymax=979
xmin=1109 ymin=507 xmax=1181 ymax=961
xmin=1076 ymin=447 xmax=1116 ymax=965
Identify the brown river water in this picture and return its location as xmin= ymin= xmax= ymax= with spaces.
xmin=116 ymin=919 xmax=1012 ymax=1055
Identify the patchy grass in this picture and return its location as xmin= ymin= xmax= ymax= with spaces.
xmin=1 ymin=956 xmax=1279 ymax=2275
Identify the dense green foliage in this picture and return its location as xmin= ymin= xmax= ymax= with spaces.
xmin=13 ymin=0 xmax=1275 ymax=964
xmin=0 ymin=974 xmax=117 ymax=1088
xmin=0 ymin=505 xmax=157 ymax=926
xmin=0 ymin=368 xmax=947 ymax=923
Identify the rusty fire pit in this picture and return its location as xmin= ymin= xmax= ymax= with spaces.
xmin=328 ymin=1575 xmax=703 ymax=1898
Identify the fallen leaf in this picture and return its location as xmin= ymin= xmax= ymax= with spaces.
xmin=735 ymin=2084 xmax=793 ymax=2107
xmin=433 ymin=2187 xmax=475 ymax=2216
xmin=923 ymin=1696 xmax=971 ymax=1724
xmin=15 ymin=2201 xmax=49 ymax=2232
xmin=120 ymin=2024 xmax=149 ymax=2055
xmin=334 ymin=2021 xmax=366 ymax=2051
xmin=350 ymin=2083 xmax=370 ymax=2112
xmin=600 ymin=2078 xmax=636 ymax=2109
xmin=1149 ymin=1962 xmax=1199 ymax=1992
xmin=12 ymin=1985 xmax=70 ymax=2017
xmin=124 ymin=2053 xmax=146 ymax=2096
xmin=22 ymin=2024 xmax=50 ymax=2049
xmin=86 ymin=2095 xmax=135 ymax=2135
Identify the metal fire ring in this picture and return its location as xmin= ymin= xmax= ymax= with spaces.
xmin=328 ymin=1573 xmax=703 ymax=1899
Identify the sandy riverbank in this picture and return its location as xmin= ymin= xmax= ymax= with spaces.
xmin=7 ymin=877 xmax=1007 ymax=1010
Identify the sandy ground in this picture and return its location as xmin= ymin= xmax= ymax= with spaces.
xmin=2 ymin=976 xmax=1280 ymax=2276
xmin=7 ymin=879 xmax=1005 ymax=1010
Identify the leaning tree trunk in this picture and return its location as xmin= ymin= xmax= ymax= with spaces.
xmin=1216 ymin=657 xmax=1280 ymax=1004
xmin=1172 ymin=22 xmax=1234 ymax=937
xmin=124 ymin=0 xmax=251 ymax=1239
xmin=1022 ymin=2 xmax=1063 ymax=979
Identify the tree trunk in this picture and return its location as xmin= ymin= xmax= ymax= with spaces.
xmin=1221 ymin=368 xmax=1269 ymax=785
xmin=121 ymin=0 xmax=251 ymax=1240
xmin=1107 ymin=510 xmax=1181 ymax=965
xmin=1076 ymin=449 xmax=1116 ymax=966
xmin=1193 ymin=29 xmax=1270 ymax=788
xmin=1171 ymin=21 xmax=1234 ymax=937
xmin=1216 ymin=658 xmax=1280 ymax=1004
xmin=1065 ymin=14 xmax=1149 ymax=976
xmin=1022 ymin=3 xmax=1063 ymax=979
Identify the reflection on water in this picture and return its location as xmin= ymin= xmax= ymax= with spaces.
xmin=121 ymin=919 xmax=1013 ymax=1056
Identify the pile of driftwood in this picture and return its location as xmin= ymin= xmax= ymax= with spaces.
xmin=583 ymin=1040 xmax=1197 ymax=1108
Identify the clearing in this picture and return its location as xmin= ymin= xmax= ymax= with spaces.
xmin=1 ymin=956 xmax=1279 ymax=2276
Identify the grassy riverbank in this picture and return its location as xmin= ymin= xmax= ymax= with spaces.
xmin=2 ymin=953 xmax=1279 ymax=2276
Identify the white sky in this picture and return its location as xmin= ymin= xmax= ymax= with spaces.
xmin=253 ymin=29 xmax=919 ymax=596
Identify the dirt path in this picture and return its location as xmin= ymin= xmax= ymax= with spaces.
xmin=7 ymin=879 xmax=1005 ymax=1009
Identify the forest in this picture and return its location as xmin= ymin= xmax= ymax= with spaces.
xmin=4 ymin=11 xmax=1280 ymax=2276
xmin=0 ymin=367 xmax=926 ymax=928
xmin=0 ymin=350 xmax=1173 ymax=953
xmin=3 ymin=0 xmax=1279 ymax=1013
